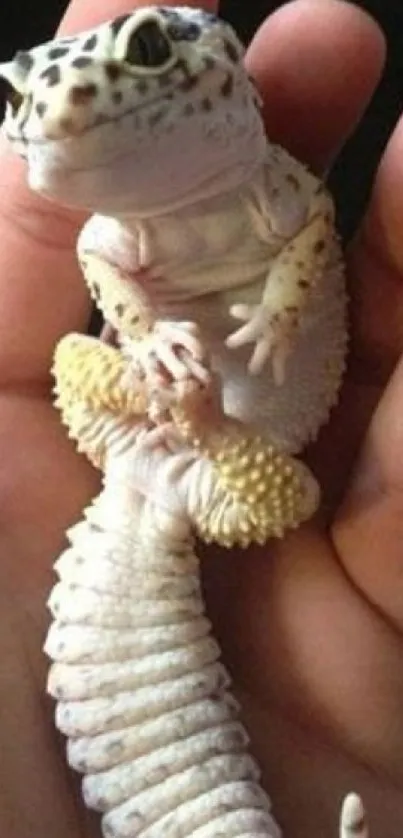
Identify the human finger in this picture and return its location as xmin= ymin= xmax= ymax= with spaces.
xmin=246 ymin=0 xmax=385 ymax=172
xmin=331 ymin=115 xmax=403 ymax=630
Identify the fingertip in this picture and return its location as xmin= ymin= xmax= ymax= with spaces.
xmin=360 ymin=115 xmax=403 ymax=276
xmin=246 ymin=0 xmax=386 ymax=171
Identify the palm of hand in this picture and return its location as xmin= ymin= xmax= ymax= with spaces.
xmin=0 ymin=2 xmax=402 ymax=837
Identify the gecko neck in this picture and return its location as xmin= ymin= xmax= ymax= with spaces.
xmin=110 ymin=153 xmax=266 ymax=221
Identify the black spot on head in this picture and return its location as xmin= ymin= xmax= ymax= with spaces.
xmin=166 ymin=21 xmax=200 ymax=41
xmin=83 ymin=34 xmax=98 ymax=51
xmin=203 ymin=56 xmax=216 ymax=72
xmin=224 ymin=39 xmax=239 ymax=64
xmin=15 ymin=51 xmax=33 ymax=73
xmin=40 ymin=63 xmax=61 ymax=86
xmin=115 ymin=303 xmax=125 ymax=317
xmin=35 ymin=102 xmax=46 ymax=117
xmin=221 ymin=73 xmax=234 ymax=97
xmin=71 ymin=56 xmax=93 ymax=69
xmin=178 ymin=61 xmax=198 ymax=92
xmin=110 ymin=14 xmax=130 ymax=36
xmin=136 ymin=78 xmax=149 ymax=95
xmin=201 ymin=97 xmax=212 ymax=112
xmin=48 ymin=46 xmax=69 ymax=60
xmin=69 ymin=83 xmax=98 ymax=105
xmin=203 ymin=11 xmax=219 ymax=23
xmin=112 ymin=90 xmax=122 ymax=105
xmin=105 ymin=62 xmax=121 ymax=82
xmin=180 ymin=76 xmax=198 ymax=92
xmin=159 ymin=6 xmax=216 ymax=33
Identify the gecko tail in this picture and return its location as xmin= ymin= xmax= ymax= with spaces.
xmin=340 ymin=793 xmax=368 ymax=838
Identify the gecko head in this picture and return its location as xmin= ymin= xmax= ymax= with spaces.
xmin=0 ymin=7 xmax=267 ymax=213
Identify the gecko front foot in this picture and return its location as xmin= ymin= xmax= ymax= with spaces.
xmin=226 ymin=303 xmax=298 ymax=384
xmin=138 ymin=320 xmax=211 ymax=421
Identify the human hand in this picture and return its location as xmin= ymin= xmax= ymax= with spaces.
xmin=0 ymin=1 xmax=399 ymax=837
xmin=204 ymin=4 xmax=403 ymax=836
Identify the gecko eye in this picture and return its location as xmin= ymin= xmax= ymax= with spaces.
xmin=124 ymin=20 xmax=172 ymax=68
xmin=2 ymin=80 xmax=24 ymax=116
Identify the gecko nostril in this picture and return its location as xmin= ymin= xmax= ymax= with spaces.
xmin=105 ymin=62 xmax=121 ymax=83
xmin=35 ymin=101 xmax=46 ymax=117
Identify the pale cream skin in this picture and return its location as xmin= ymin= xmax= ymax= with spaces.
xmin=0 ymin=4 xmax=347 ymax=457
xmin=0 ymin=1 xmax=402 ymax=838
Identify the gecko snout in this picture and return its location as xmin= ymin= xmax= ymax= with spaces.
xmin=33 ymin=76 xmax=101 ymax=140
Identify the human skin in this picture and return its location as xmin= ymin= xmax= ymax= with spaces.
xmin=0 ymin=0 xmax=402 ymax=836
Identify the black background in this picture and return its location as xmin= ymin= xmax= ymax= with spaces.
xmin=0 ymin=0 xmax=402 ymax=239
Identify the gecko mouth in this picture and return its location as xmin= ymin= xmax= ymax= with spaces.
xmin=35 ymin=142 xmax=147 ymax=177
xmin=6 ymin=88 xmax=176 ymax=146
xmin=6 ymin=57 xmax=225 ymax=147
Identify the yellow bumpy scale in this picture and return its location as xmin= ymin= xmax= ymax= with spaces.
xmin=53 ymin=332 xmax=319 ymax=546
xmin=53 ymin=332 xmax=147 ymax=417
xmin=198 ymin=433 xmax=318 ymax=545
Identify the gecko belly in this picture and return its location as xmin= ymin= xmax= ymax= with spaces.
xmin=181 ymin=247 xmax=347 ymax=454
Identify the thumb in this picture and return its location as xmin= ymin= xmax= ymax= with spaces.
xmin=333 ymin=117 xmax=403 ymax=634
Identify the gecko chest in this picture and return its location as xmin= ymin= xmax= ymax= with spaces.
xmin=136 ymin=194 xmax=282 ymax=292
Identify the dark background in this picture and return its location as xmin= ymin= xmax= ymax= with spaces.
xmin=0 ymin=0 xmax=402 ymax=239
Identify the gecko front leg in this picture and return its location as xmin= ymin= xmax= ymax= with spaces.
xmin=227 ymin=174 xmax=337 ymax=384
xmin=78 ymin=220 xmax=211 ymax=420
